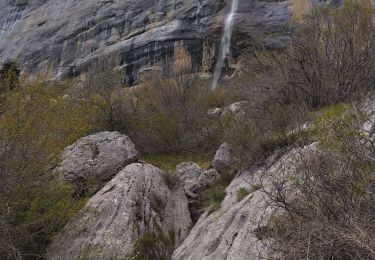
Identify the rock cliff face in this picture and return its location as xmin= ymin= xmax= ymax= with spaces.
xmin=0 ymin=0 xmax=296 ymax=84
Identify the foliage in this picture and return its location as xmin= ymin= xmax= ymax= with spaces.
xmin=129 ymin=230 xmax=173 ymax=260
xmin=113 ymin=60 xmax=222 ymax=153
xmin=0 ymin=61 xmax=20 ymax=113
xmin=0 ymin=78 xmax=99 ymax=258
xmin=263 ymin=104 xmax=375 ymax=259
xmin=260 ymin=0 xmax=375 ymax=108
xmin=80 ymin=55 xmax=124 ymax=131
xmin=236 ymin=187 xmax=250 ymax=202
xmin=0 ymin=61 xmax=20 ymax=93
xmin=222 ymin=101 xmax=309 ymax=166
xmin=141 ymin=152 xmax=213 ymax=173
xmin=199 ymin=172 xmax=235 ymax=212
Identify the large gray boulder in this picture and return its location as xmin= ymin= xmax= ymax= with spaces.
xmin=55 ymin=131 xmax=138 ymax=182
xmin=48 ymin=163 xmax=191 ymax=260
xmin=214 ymin=143 xmax=233 ymax=173
xmin=172 ymin=143 xmax=318 ymax=260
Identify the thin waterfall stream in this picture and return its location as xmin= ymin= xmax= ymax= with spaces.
xmin=212 ymin=0 xmax=239 ymax=90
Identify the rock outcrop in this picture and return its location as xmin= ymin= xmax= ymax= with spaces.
xmin=48 ymin=163 xmax=191 ymax=260
xmin=55 ymin=131 xmax=138 ymax=182
xmin=172 ymin=143 xmax=318 ymax=260
xmin=0 ymin=0 xmax=298 ymax=83
xmin=214 ymin=143 xmax=233 ymax=173
xmin=176 ymin=162 xmax=219 ymax=198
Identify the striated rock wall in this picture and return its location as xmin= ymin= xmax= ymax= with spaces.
xmin=0 ymin=0 xmax=298 ymax=84
xmin=48 ymin=163 xmax=191 ymax=259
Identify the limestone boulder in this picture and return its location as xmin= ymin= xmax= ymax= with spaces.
xmin=48 ymin=163 xmax=191 ymax=260
xmin=214 ymin=143 xmax=233 ymax=173
xmin=55 ymin=131 xmax=138 ymax=182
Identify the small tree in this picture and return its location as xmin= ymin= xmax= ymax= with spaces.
xmin=0 ymin=62 xmax=20 ymax=112
xmin=0 ymin=78 xmax=98 ymax=258
xmin=266 ymin=0 xmax=375 ymax=108
xmin=0 ymin=61 xmax=20 ymax=93
xmin=134 ymin=59 xmax=213 ymax=152
xmin=261 ymin=105 xmax=375 ymax=259
xmin=82 ymin=55 xmax=124 ymax=130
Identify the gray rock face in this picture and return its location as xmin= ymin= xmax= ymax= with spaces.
xmin=221 ymin=101 xmax=249 ymax=119
xmin=362 ymin=95 xmax=375 ymax=142
xmin=172 ymin=143 xmax=318 ymax=260
xmin=48 ymin=163 xmax=191 ymax=260
xmin=176 ymin=162 xmax=219 ymax=198
xmin=55 ymin=131 xmax=138 ymax=182
xmin=0 ymin=0 xmax=298 ymax=83
xmin=207 ymin=107 xmax=223 ymax=118
xmin=214 ymin=143 xmax=233 ymax=173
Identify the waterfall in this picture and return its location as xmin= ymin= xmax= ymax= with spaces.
xmin=212 ymin=0 xmax=239 ymax=90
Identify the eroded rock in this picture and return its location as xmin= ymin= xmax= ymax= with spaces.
xmin=214 ymin=143 xmax=233 ymax=173
xmin=55 ymin=131 xmax=138 ymax=182
xmin=176 ymin=162 xmax=219 ymax=198
xmin=172 ymin=143 xmax=318 ymax=260
xmin=48 ymin=163 xmax=191 ymax=260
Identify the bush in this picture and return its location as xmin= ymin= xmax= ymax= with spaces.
xmin=236 ymin=188 xmax=250 ymax=202
xmin=199 ymin=172 xmax=235 ymax=212
xmin=260 ymin=0 xmax=375 ymax=108
xmin=141 ymin=152 xmax=212 ymax=173
xmin=129 ymin=230 xmax=173 ymax=260
xmin=263 ymin=103 xmax=375 ymax=259
xmin=116 ymin=60 xmax=221 ymax=153
xmin=0 ymin=78 xmax=99 ymax=258
xmin=80 ymin=55 xmax=124 ymax=131
xmin=223 ymin=101 xmax=309 ymax=166
xmin=0 ymin=61 xmax=20 ymax=93
xmin=0 ymin=61 xmax=20 ymax=113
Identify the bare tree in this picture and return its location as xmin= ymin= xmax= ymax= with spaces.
xmin=260 ymin=105 xmax=375 ymax=259
xmin=262 ymin=0 xmax=375 ymax=108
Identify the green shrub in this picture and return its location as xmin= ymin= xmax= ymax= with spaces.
xmin=236 ymin=188 xmax=250 ymax=202
xmin=141 ymin=152 xmax=213 ymax=173
xmin=264 ymin=95 xmax=375 ymax=258
xmin=200 ymin=172 xmax=235 ymax=211
xmin=129 ymin=230 xmax=173 ymax=260
xmin=114 ymin=62 xmax=223 ymax=153
xmin=0 ymin=61 xmax=20 ymax=93
xmin=0 ymin=78 xmax=99 ymax=258
xmin=223 ymin=101 xmax=308 ymax=166
xmin=261 ymin=0 xmax=375 ymax=108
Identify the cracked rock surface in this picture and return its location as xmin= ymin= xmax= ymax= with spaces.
xmin=172 ymin=143 xmax=318 ymax=260
xmin=0 ymin=0 xmax=295 ymax=82
xmin=176 ymin=162 xmax=220 ymax=198
xmin=214 ymin=143 xmax=232 ymax=173
xmin=55 ymin=131 xmax=138 ymax=182
xmin=48 ymin=163 xmax=191 ymax=260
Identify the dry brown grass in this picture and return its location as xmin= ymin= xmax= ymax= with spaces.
xmin=290 ymin=0 xmax=311 ymax=21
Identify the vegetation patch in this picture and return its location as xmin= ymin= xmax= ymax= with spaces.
xmin=199 ymin=172 xmax=235 ymax=212
xmin=141 ymin=152 xmax=213 ymax=172
xmin=236 ymin=187 xmax=250 ymax=202
xmin=129 ymin=230 xmax=173 ymax=260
